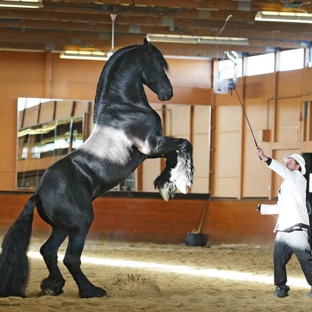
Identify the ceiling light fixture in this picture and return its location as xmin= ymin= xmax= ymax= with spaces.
xmin=60 ymin=14 xmax=117 ymax=61
xmin=60 ymin=50 xmax=109 ymax=61
xmin=146 ymin=34 xmax=248 ymax=46
xmin=255 ymin=11 xmax=312 ymax=23
xmin=0 ymin=0 xmax=43 ymax=8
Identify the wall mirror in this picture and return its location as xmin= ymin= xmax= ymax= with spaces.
xmin=17 ymin=98 xmax=211 ymax=194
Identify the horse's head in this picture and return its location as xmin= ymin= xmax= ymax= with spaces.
xmin=93 ymin=39 xmax=173 ymax=124
xmin=142 ymin=39 xmax=173 ymax=101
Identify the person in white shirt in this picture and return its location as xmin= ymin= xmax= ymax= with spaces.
xmin=256 ymin=147 xmax=312 ymax=298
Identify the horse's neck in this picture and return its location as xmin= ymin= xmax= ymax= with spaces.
xmin=94 ymin=56 xmax=148 ymax=122
xmin=94 ymin=79 xmax=149 ymax=121
xmin=105 ymin=71 xmax=145 ymax=100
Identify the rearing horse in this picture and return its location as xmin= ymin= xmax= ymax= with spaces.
xmin=0 ymin=39 xmax=193 ymax=298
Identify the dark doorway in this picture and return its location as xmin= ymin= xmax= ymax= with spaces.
xmin=303 ymin=153 xmax=312 ymax=245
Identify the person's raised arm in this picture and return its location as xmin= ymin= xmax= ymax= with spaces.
xmin=257 ymin=147 xmax=269 ymax=162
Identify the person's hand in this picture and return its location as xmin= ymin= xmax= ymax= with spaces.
xmin=257 ymin=147 xmax=268 ymax=161
xmin=255 ymin=204 xmax=261 ymax=212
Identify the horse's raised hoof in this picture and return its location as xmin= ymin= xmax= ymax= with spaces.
xmin=80 ymin=286 xmax=107 ymax=298
xmin=175 ymin=179 xmax=189 ymax=194
xmin=39 ymin=288 xmax=63 ymax=297
xmin=159 ymin=186 xmax=170 ymax=201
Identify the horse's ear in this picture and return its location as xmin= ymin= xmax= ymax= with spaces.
xmin=144 ymin=38 xmax=151 ymax=46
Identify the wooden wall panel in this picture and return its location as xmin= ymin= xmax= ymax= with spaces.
xmin=276 ymin=99 xmax=301 ymax=142
xmin=0 ymin=193 xmax=275 ymax=246
xmin=141 ymin=158 xmax=161 ymax=193
xmin=147 ymin=87 xmax=212 ymax=106
xmin=244 ymin=73 xmax=275 ymax=100
xmin=166 ymin=58 xmax=212 ymax=89
xmin=278 ymin=69 xmax=302 ymax=97
xmin=167 ymin=104 xmax=191 ymax=139
xmin=52 ymin=56 xmax=103 ymax=85
xmin=300 ymin=67 xmax=312 ymax=93
xmin=212 ymin=111 xmax=242 ymax=199
xmin=0 ymin=52 xmax=46 ymax=83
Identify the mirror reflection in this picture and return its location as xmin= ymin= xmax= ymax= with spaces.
xmin=17 ymin=98 xmax=92 ymax=188
xmin=17 ymin=98 xmax=211 ymax=194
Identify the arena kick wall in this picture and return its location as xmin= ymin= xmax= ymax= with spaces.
xmin=0 ymin=192 xmax=276 ymax=246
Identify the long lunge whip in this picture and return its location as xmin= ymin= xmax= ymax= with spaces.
xmin=215 ymin=15 xmax=260 ymax=159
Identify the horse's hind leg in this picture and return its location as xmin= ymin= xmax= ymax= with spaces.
xmin=64 ymin=232 xmax=107 ymax=298
xmin=39 ymin=227 xmax=67 ymax=296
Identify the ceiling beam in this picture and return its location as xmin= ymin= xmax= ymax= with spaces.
xmin=0 ymin=1 xmax=311 ymax=57
xmin=0 ymin=27 xmax=306 ymax=59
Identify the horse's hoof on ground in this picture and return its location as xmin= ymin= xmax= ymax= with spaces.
xmin=176 ymin=179 xmax=188 ymax=194
xmin=39 ymin=288 xmax=62 ymax=297
xmin=80 ymin=287 xmax=107 ymax=298
xmin=159 ymin=187 xmax=170 ymax=201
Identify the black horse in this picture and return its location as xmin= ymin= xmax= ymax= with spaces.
xmin=0 ymin=39 xmax=193 ymax=298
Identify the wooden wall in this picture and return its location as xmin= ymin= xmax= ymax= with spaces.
xmin=1 ymin=49 xmax=312 ymax=246
xmin=0 ymin=192 xmax=276 ymax=246
xmin=0 ymin=50 xmax=211 ymax=191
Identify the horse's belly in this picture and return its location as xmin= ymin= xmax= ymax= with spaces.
xmin=74 ymin=145 xmax=146 ymax=196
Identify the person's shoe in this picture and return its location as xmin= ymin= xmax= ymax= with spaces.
xmin=268 ymin=286 xmax=290 ymax=298
xmin=303 ymin=289 xmax=312 ymax=298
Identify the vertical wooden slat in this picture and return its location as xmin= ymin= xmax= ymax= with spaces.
xmin=137 ymin=164 xmax=143 ymax=191
xmin=83 ymin=101 xmax=93 ymax=140
xmin=44 ymin=52 xmax=52 ymax=98
xmin=238 ymin=78 xmax=247 ymax=199
xmin=37 ymin=102 xmax=41 ymax=124
xmin=190 ymin=105 xmax=194 ymax=146
xmin=160 ymin=104 xmax=167 ymax=172
xmin=309 ymin=101 xmax=312 ymax=141
xmin=52 ymin=101 xmax=57 ymax=121
xmin=71 ymin=100 xmax=76 ymax=117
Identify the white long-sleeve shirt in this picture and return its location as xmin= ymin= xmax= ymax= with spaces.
xmin=260 ymin=158 xmax=309 ymax=232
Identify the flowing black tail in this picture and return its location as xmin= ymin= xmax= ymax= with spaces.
xmin=0 ymin=194 xmax=38 ymax=297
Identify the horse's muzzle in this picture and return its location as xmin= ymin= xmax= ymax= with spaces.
xmin=158 ymin=89 xmax=173 ymax=101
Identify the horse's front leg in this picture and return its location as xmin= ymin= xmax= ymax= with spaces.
xmin=151 ymin=136 xmax=194 ymax=201
xmin=153 ymin=151 xmax=178 ymax=201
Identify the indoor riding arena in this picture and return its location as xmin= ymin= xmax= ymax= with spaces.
xmin=1 ymin=2 xmax=312 ymax=312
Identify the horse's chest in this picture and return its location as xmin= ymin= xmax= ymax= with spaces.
xmin=80 ymin=125 xmax=133 ymax=164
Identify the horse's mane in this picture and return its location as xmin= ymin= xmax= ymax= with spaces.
xmin=93 ymin=41 xmax=168 ymax=123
